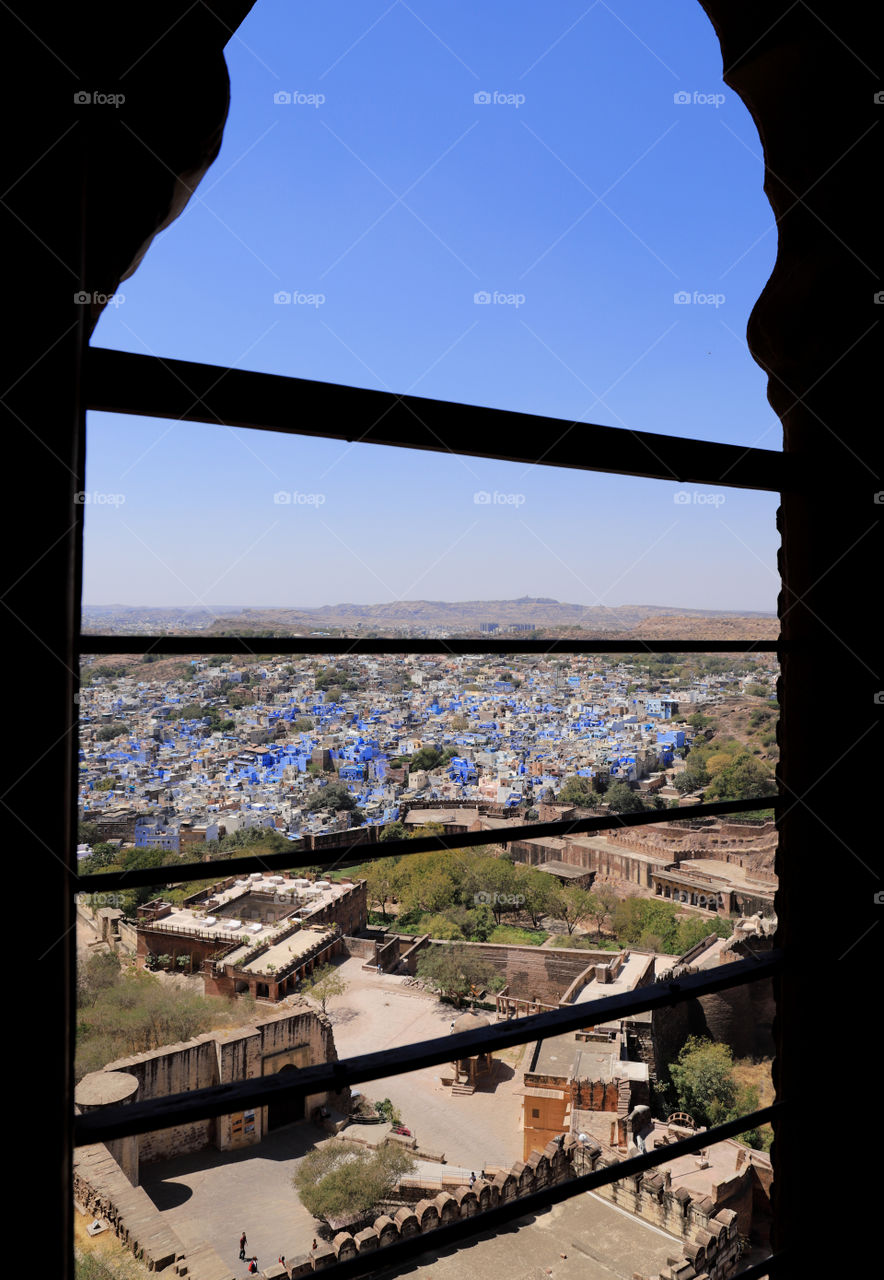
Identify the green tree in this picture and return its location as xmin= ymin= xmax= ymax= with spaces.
xmin=611 ymin=896 xmax=681 ymax=952
xmin=416 ymin=944 xmax=504 ymax=1005
xmin=513 ymin=864 xmax=557 ymax=928
xmin=462 ymin=855 xmax=518 ymax=924
xmin=96 ymin=723 xmax=130 ymax=741
xmin=293 ymin=1141 xmax=415 ymax=1224
xmin=409 ymin=745 xmax=456 ymax=772
xmin=668 ymin=1036 xmax=737 ymax=1127
xmin=587 ymin=885 xmax=619 ymax=938
xmin=548 ymin=885 xmax=596 ymax=934
xmin=364 ymin=857 xmax=400 ymax=920
xmin=302 ymin=963 xmax=349 ymax=1014
xmin=379 ymin=820 xmax=407 ymax=843
xmin=76 ymin=951 xmax=121 ymax=1007
xmin=675 ymin=915 xmax=732 ymax=954
xmin=557 ymin=775 xmax=597 ymax=806
xmin=306 ymin=782 xmax=359 ymax=813
xmin=79 ymin=842 xmax=119 ymax=871
xmin=604 ymin=781 xmax=646 ymax=813
xmin=704 ymin=753 xmax=776 ymax=802
xmin=675 ymin=768 xmax=708 ymax=794
xmin=398 ymin=859 xmax=457 ymax=920
xmin=75 ymin=967 xmax=256 ymax=1081
xmin=419 ymin=912 xmax=464 ymax=940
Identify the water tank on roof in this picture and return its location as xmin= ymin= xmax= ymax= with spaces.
xmin=315 ymin=880 xmax=331 ymax=890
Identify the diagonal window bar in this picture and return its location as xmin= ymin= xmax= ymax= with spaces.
xmin=75 ymin=951 xmax=780 ymax=1145
xmin=76 ymin=795 xmax=780 ymax=891
xmin=85 ymin=347 xmax=792 ymax=493
xmin=79 ymin=636 xmax=783 ymax=655
xmin=250 ymin=1106 xmax=783 ymax=1280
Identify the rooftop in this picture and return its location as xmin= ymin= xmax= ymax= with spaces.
xmin=138 ymin=875 xmax=352 ymax=946
xmin=223 ymin=924 xmax=336 ymax=974
xmin=528 ymin=1032 xmax=617 ymax=1081
xmin=572 ymin=950 xmax=653 ymax=1006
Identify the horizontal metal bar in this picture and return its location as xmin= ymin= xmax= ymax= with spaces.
xmin=86 ymin=348 xmax=790 ymax=492
xmin=75 ymin=796 xmax=779 ymax=891
xmin=74 ymin=952 xmax=780 ymax=1144
xmin=291 ymin=1105 xmax=782 ymax=1280
xmin=727 ymin=1257 xmax=785 ymax=1280
xmin=79 ymin=635 xmax=783 ymax=655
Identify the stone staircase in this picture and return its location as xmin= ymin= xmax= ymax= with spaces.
xmin=451 ymin=1082 xmax=475 ymax=1096
xmin=174 ymin=1243 xmax=235 ymax=1280
xmin=74 ymin=1142 xmax=234 ymax=1279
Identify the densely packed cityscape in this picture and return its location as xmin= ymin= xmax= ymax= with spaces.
xmin=78 ymin=650 xmax=777 ymax=853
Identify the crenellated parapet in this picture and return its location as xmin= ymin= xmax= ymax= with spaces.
xmin=313 ymin=1138 xmax=572 ymax=1272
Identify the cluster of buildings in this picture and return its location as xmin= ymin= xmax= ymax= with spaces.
xmin=78 ymin=653 xmax=774 ymax=857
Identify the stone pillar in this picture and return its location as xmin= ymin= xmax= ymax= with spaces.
xmin=75 ymin=1070 xmax=140 ymax=1186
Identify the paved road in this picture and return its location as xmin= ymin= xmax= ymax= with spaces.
xmin=323 ymin=958 xmax=525 ymax=1171
xmin=141 ymin=1122 xmax=327 ymax=1275
xmin=139 ymin=957 xmax=529 ymax=1271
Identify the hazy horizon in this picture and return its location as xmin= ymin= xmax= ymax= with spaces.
xmin=82 ymin=599 xmax=777 ymax=615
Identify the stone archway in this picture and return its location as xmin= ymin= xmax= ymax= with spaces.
xmin=268 ymin=1063 xmax=305 ymax=1130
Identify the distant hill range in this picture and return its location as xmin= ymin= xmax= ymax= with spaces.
xmin=83 ymin=599 xmax=778 ymax=639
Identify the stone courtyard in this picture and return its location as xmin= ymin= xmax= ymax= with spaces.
xmin=129 ymin=954 xmax=526 ymax=1271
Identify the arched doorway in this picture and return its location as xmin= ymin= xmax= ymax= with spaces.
xmin=268 ymin=1063 xmax=305 ymax=1130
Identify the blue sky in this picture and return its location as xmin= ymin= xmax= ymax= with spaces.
xmin=85 ymin=0 xmax=781 ymax=614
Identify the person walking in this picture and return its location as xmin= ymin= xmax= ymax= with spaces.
xmin=239 ymin=1232 xmax=247 ymax=1260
